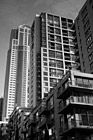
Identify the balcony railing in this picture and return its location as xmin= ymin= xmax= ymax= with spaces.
xmin=39 ymin=117 xmax=46 ymax=129
xmin=57 ymin=80 xmax=93 ymax=99
xmin=59 ymin=120 xmax=93 ymax=135
xmin=58 ymin=95 xmax=93 ymax=113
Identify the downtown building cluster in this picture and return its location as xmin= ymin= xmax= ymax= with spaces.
xmin=2 ymin=0 xmax=93 ymax=139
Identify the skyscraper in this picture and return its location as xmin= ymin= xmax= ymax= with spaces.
xmin=74 ymin=0 xmax=93 ymax=73
xmin=2 ymin=25 xmax=31 ymax=121
xmin=29 ymin=13 xmax=79 ymax=108
xmin=0 ymin=97 xmax=3 ymax=121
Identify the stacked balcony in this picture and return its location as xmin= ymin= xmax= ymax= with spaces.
xmin=57 ymin=71 xmax=93 ymax=137
xmin=38 ymin=101 xmax=50 ymax=117
xmin=38 ymin=117 xmax=47 ymax=129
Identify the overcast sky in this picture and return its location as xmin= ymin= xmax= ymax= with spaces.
xmin=0 ymin=0 xmax=86 ymax=97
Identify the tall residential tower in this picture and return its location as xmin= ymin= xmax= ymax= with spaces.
xmin=2 ymin=25 xmax=31 ymax=121
xmin=75 ymin=0 xmax=93 ymax=73
xmin=29 ymin=13 xmax=79 ymax=108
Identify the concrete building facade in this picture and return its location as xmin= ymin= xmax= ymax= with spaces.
xmin=2 ymin=25 xmax=31 ymax=121
xmin=75 ymin=0 xmax=93 ymax=73
xmin=29 ymin=13 xmax=79 ymax=108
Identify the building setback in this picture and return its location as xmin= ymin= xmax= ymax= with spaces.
xmin=29 ymin=13 xmax=79 ymax=108
xmin=2 ymin=25 xmax=31 ymax=121
xmin=75 ymin=0 xmax=93 ymax=73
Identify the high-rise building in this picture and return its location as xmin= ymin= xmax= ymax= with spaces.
xmin=74 ymin=0 xmax=93 ymax=73
xmin=29 ymin=13 xmax=79 ymax=108
xmin=2 ymin=25 xmax=31 ymax=121
xmin=0 ymin=98 xmax=3 ymax=121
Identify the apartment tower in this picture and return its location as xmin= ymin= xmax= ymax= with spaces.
xmin=29 ymin=13 xmax=79 ymax=108
xmin=75 ymin=0 xmax=93 ymax=73
xmin=2 ymin=25 xmax=31 ymax=121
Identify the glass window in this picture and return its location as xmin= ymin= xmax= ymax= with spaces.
xmin=55 ymin=28 xmax=61 ymax=34
xmin=47 ymin=14 xmax=53 ymax=26
xmin=48 ymin=42 xmax=55 ymax=50
xmin=90 ymin=62 xmax=93 ymax=70
xmin=56 ymin=52 xmax=62 ymax=59
xmin=87 ymin=42 xmax=93 ymax=53
xmin=44 ymin=77 xmax=48 ymax=81
xmin=64 ymin=45 xmax=70 ymax=52
xmin=63 ymin=37 xmax=69 ymax=44
xmin=84 ymin=20 xmax=90 ymax=31
xmin=49 ymin=59 xmax=56 ymax=67
xmin=48 ymin=26 xmax=54 ymax=33
xmin=54 ymin=16 xmax=60 ymax=27
xmin=50 ymin=78 xmax=57 ymax=87
xmin=49 ymin=50 xmax=55 ymax=58
xmin=86 ymin=35 xmax=92 ymax=45
xmin=85 ymin=27 xmax=91 ymax=38
xmin=82 ymin=13 xmax=88 ymax=24
xmin=55 ymin=35 xmax=61 ymax=42
xmin=44 ymin=72 xmax=48 ymax=76
xmin=62 ymin=30 xmax=68 ymax=36
xmin=48 ymin=34 xmax=54 ymax=41
xmin=81 ymin=6 xmax=87 ymax=17
xmin=56 ymin=43 xmax=62 ymax=51
xmin=56 ymin=60 xmax=63 ymax=68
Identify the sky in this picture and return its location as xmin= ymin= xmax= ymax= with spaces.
xmin=0 ymin=0 xmax=86 ymax=97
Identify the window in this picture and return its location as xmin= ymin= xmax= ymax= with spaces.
xmin=82 ymin=13 xmax=88 ymax=24
xmin=47 ymin=14 xmax=53 ymax=26
xmin=86 ymin=35 xmax=92 ymax=45
xmin=48 ymin=26 xmax=54 ymax=33
xmin=44 ymin=72 xmax=48 ymax=76
xmin=44 ymin=82 xmax=48 ymax=86
xmin=68 ymin=22 xmax=73 ymax=29
xmin=90 ymin=62 xmax=93 ymax=70
xmin=89 ymin=52 xmax=93 ymax=61
xmin=50 ymin=78 xmax=57 ymax=87
xmin=56 ymin=70 xmax=64 ymax=78
xmin=62 ymin=30 xmax=68 ymax=36
xmin=44 ymin=77 xmax=48 ymax=81
xmin=62 ymin=22 xmax=67 ymax=29
xmin=55 ymin=35 xmax=61 ymax=42
xmin=81 ymin=6 xmax=87 ymax=17
xmin=85 ymin=27 xmax=91 ymax=38
xmin=49 ymin=68 xmax=56 ymax=77
xmin=43 ymin=62 xmax=47 ymax=66
xmin=56 ymin=43 xmax=62 ymax=51
xmin=49 ymin=50 xmax=55 ymax=58
xmin=87 ymin=42 xmax=93 ymax=53
xmin=63 ymin=37 xmax=69 ymax=44
xmin=56 ymin=60 xmax=63 ymax=68
xmin=55 ymin=28 xmax=61 ymax=34
xmin=84 ymin=20 xmax=90 ymax=30
xmin=43 ymin=57 xmax=47 ymax=61
xmin=64 ymin=45 xmax=70 ymax=52
xmin=43 ymin=49 xmax=47 ymax=52
xmin=56 ymin=52 xmax=62 ymax=59
xmin=48 ymin=34 xmax=54 ymax=41
xmin=54 ymin=16 xmax=60 ymax=27
xmin=49 ymin=59 xmax=56 ymax=67
xmin=48 ymin=42 xmax=55 ymax=50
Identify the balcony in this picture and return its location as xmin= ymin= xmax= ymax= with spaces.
xmin=39 ymin=117 xmax=46 ymax=129
xmin=57 ymin=80 xmax=93 ymax=99
xmin=59 ymin=120 xmax=93 ymax=136
xmin=58 ymin=95 xmax=93 ymax=114
xmin=38 ymin=102 xmax=49 ymax=117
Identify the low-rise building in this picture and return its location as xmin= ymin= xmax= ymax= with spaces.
xmin=8 ymin=70 xmax=93 ymax=140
